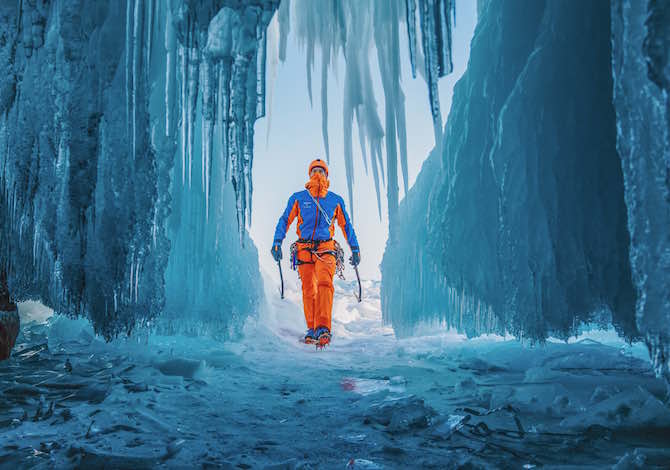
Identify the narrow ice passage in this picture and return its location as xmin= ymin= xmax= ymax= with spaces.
xmin=2 ymin=278 xmax=669 ymax=468
xmin=1 ymin=0 xmax=670 ymax=468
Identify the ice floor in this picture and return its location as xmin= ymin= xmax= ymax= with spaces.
xmin=1 ymin=278 xmax=670 ymax=469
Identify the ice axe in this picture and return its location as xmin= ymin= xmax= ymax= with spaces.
xmin=353 ymin=264 xmax=362 ymax=303
xmin=277 ymin=260 xmax=284 ymax=299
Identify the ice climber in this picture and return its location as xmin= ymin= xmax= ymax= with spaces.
xmin=272 ymin=159 xmax=361 ymax=347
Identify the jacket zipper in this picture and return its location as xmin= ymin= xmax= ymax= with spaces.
xmin=310 ymin=196 xmax=320 ymax=241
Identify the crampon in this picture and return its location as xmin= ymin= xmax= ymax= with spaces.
xmin=315 ymin=334 xmax=331 ymax=350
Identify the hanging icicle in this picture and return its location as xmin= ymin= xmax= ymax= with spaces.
xmin=406 ymin=0 xmax=455 ymax=142
xmin=166 ymin=0 xmax=279 ymax=239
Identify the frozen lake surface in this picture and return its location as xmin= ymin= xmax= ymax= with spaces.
xmin=1 ymin=280 xmax=669 ymax=468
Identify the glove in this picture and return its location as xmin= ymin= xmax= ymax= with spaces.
xmin=350 ymin=248 xmax=360 ymax=266
xmin=271 ymin=243 xmax=282 ymax=262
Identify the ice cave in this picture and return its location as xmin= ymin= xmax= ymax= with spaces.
xmin=1 ymin=0 xmax=669 ymax=467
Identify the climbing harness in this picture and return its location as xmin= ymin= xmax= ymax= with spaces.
xmin=290 ymin=238 xmax=345 ymax=280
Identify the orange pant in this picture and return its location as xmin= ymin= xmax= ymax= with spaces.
xmin=296 ymin=241 xmax=336 ymax=331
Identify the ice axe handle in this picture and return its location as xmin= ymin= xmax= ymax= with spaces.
xmin=354 ymin=265 xmax=362 ymax=303
xmin=278 ymin=260 xmax=284 ymax=299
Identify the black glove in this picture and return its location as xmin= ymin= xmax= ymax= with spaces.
xmin=271 ymin=243 xmax=282 ymax=261
xmin=350 ymin=249 xmax=360 ymax=266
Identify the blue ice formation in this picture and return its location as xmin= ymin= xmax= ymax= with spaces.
xmin=611 ymin=0 xmax=670 ymax=382
xmin=0 ymin=0 xmax=169 ymax=339
xmin=382 ymin=0 xmax=631 ymax=338
xmin=0 ymin=0 xmax=270 ymax=338
xmin=405 ymin=0 xmax=455 ymax=142
xmin=382 ymin=0 xmax=670 ymax=382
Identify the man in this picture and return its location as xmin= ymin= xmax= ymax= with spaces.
xmin=272 ymin=159 xmax=361 ymax=346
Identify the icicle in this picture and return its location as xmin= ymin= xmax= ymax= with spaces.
xmin=413 ymin=0 xmax=456 ymax=143
xmin=135 ymin=261 xmax=140 ymax=303
xmin=230 ymin=49 xmax=251 ymax=241
xmin=126 ymin=0 xmax=132 ymax=147
xmin=129 ymin=252 xmax=134 ymax=301
xmin=343 ymin=69 xmax=356 ymax=224
xmin=369 ymin=139 xmax=382 ymax=219
xmin=256 ymin=27 xmax=267 ymax=119
xmin=146 ymin=0 xmax=153 ymax=71
xmin=375 ymin=0 xmax=406 ymax=216
xmin=246 ymin=20 xmax=260 ymax=228
xmin=202 ymin=61 xmax=210 ymax=190
xmin=390 ymin=0 xmax=409 ymax=196
xmin=220 ymin=59 xmax=232 ymax=181
xmin=152 ymin=213 xmax=157 ymax=248
xmin=201 ymin=57 xmax=217 ymax=220
xmin=320 ymin=46 xmax=330 ymax=162
xmin=278 ymin=0 xmax=290 ymax=62
xmin=376 ymin=132 xmax=386 ymax=186
xmin=165 ymin=4 xmax=175 ymax=136
xmin=384 ymin=98 xmax=399 ymax=220
xmin=419 ymin=0 xmax=443 ymax=142
xmin=265 ymin=12 xmax=280 ymax=147
xmin=186 ymin=40 xmax=200 ymax=188
xmin=405 ymin=0 xmax=417 ymax=78
xmin=354 ymin=107 xmax=369 ymax=174
xmin=179 ymin=43 xmax=187 ymax=185
xmin=396 ymin=86 xmax=408 ymax=194
xmin=306 ymin=38 xmax=314 ymax=106
xmin=293 ymin=0 xmax=401 ymax=223
xmin=162 ymin=1 xmax=279 ymax=240
xmin=132 ymin=0 xmax=142 ymax=160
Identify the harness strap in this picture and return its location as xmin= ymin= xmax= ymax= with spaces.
xmin=293 ymin=249 xmax=337 ymax=265
xmin=290 ymin=240 xmax=346 ymax=280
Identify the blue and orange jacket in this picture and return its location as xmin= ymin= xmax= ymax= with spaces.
xmin=273 ymin=190 xmax=359 ymax=250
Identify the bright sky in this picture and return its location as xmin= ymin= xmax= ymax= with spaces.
xmin=250 ymin=1 xmax=477 ymax=283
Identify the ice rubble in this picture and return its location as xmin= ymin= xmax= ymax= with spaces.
xmin=382 ymin=0 xmax=636 ymax=340
xmin=2 ymin=284 xmax=669 ymax=467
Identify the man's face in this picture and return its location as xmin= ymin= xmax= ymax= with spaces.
xmin=310 ymin=167 xmax=326 ymax=178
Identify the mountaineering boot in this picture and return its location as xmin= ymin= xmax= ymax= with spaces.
xmin=314 ymin=326 xmax=331 ymax=348
xmin=304 ymin=328 xmax=317 ymax=344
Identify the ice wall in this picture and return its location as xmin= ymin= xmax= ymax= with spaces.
xmin=611 ymin=0 xmax=670 ymax=382
xmin=0 ymin=0 xmax=168 ymax=339
xmin=0 ymin=0 xmax=270 ymax=339
xmin=382 ymin=0 xmax=637 ymax=342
